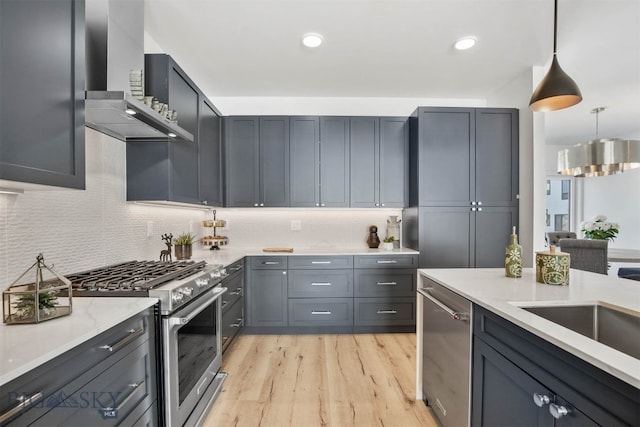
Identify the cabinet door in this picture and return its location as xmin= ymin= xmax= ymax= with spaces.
xmin=474 ymin=206 xmax=518 ymax=268
xmin=417 ymin=108 xmax=474 ymax=206
xmin=472 ymin=337 xmax=553 ymax=427
xmin=168 ymin=65 xmax=200 ymax=203
xmin=248 ymin=269 xmax=288 ymax=326
xmin=0 ymin=0 xmax=85 ymax=189
xmin=350 ymin=117 xmax=379 ymax=208
xmin=259 ymin=117 xmax=289 ymax=207
xmin=419 ymin=207 xmax=473 ymax=268
xmin=225 ymin=117 xmax=259 ymax=207
xmin=290 ymin=117 xmax=320 ymax=207
xmin=475 ymin=109 xmax=519 ymax=207
xmin=199 ymin=99 xmax=222 ymax=206
xmin=379 ymin=117 xmax=409 ymax=207
xmin=319 ymin=117 xmax=350 ymax=207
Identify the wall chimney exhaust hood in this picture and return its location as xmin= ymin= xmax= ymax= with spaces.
xmin=84 ymin=0 xmax=193 ymax=142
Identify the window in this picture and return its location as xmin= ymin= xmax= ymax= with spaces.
xmin=545 ymin=178 xmax=571 ymax=234
xmin=554 ymin=214 xmax=569 ymax=231
xmin=546 ymin=180 xmax=551 ymax=195
xmin=561 ymin=180 xmax=570 ymax=200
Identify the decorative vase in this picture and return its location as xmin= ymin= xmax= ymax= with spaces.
xmin=367 ymin=225 xmax=380 ymax=248
xmin=175 ymin=244 xmax=192 ymax=260
xmin=535 ymin=246 xmax=570 ymax=285
xmin=505 ymin=226 xmax=523 ymax=278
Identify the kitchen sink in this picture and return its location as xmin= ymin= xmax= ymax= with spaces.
xmin=520 ymin=303 xmax=640 ymax=359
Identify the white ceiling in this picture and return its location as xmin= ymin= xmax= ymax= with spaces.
xmin=144 ymin=0 xmax=640 ymax=146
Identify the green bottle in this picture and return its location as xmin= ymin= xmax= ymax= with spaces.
xmin=505 ymin=226 xmax=523 ymax=278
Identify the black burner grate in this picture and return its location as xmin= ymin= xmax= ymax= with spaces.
xmin=65 ymin=260 xmax=207 ymax=293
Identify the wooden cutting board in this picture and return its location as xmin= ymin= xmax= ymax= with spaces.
xmin=263 ymin=247 xmax=294 ymax=253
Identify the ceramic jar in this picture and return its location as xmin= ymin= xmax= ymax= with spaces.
xmin=536 ymin=246 xmax=570 ymax=285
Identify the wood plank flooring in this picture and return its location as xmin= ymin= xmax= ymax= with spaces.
xmin=203 ymin=333 xmax=438 ymax=427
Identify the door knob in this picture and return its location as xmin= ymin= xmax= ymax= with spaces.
xmin=532 ymin=393 xmax=550 ymax=407
xmin=549 ymin=403 xmax=569 ymax=419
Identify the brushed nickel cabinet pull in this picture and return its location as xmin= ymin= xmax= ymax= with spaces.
xmin=0 ymin=391 xmax=43 ymax=423
xmin=311 ymin=282 xmax=332 ymax=286
xmin=311 ymin=310 xmax=332 ymax=315
xmin=377 ymin=310 xmax=398 ymax=314
xmin=376 ymin=281 xmax=397 ymax=286
xmin=99 ymin=327 xmax=144 ymax=352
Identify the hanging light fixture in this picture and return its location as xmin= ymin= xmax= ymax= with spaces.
xmin=557 ymin=107 xmax=640 ymax=177
xmin=529 ymin=0 xmax=582 ymax=112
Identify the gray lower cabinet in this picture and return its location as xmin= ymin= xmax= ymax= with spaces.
xmin=289 ymin=116 xmax=350 ymax=207
xmin=350 ymin=117 xmax=408 ymax=208
xmin=224 ymin=116 xmax=289 ymax=207
xmin=246 ymin=256 xmax=288 ymax=327
xmin=221 ymin=259 xmax=244 ymax=353
xmin=472 ymin=305 xmax=638 ymax=427
xmin=0 ymin=308 xmax=157 ymax=426
xmin=0 ymin=0 xmax=85 ymax=189
xmin=353 ymin=255 xmax=418 ymax=326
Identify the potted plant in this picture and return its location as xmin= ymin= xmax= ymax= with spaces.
xmin=174 ymin=232 xmax=196 ymax=260
xmin=381 ymin=236 xmax=395 ymax=251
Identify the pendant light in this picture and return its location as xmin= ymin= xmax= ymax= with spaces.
xmin=529 ymin=0 xmax=582 ymax=112
xmin=557 ymin=107 xmax=640 ymax=177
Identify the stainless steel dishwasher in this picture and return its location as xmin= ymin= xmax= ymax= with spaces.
xmin=419 ymin=279 xmax=472 ymax=427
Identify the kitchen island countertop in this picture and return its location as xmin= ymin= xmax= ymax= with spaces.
xmin=0 ymin=297 xmax=158 ymax=386
xmin=417 ymin=268 xmax=640 ymax=389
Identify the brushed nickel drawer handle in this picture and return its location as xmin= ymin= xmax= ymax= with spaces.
xmin=376 ymin=281 xmax=397 ymax=286
xmin=229 ymin=287 xmax=243 ymax=295
xmin=230 ymin=318 xmax=244 ymax=328
xmin=311 ymin=282 xmax=332 ymax=286
xmin=0 ymin=391 xmax=43 ymax=423
xmin=377 ymin=310 xmax=398 ymax=314
xmin=376 ymin=260 xmax=397 ymax=264
xmin=99 ymin=327 xmax=144 ymax=352
xmin=102 ymin=381 xmax=144 ymax=414
xmin=311 ymin=261 xmax=331 ymax=264
xmin=263 ymin=261 xmax=280 ymax=265
xmin=311 ymin=310 xmax=332 ymax=315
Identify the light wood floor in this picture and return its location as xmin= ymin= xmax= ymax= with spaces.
xmin=203 ymin=333 xmax=438 ymax=427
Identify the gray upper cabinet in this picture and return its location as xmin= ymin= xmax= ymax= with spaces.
xmin=412 ymin=107 xmax=518 ymax=207
xmin=224 ymin=116 xmax=289 ymax=207
xmin=0 ymin=0 xmax=85 ymax=189
xmin=290 ymin=116 xmax=350 ymax=208
xmin=199 ymin=98 xmax=223 ymax=207
xmin=350 ymin=117 xmax=408 ymax=208
xmin=127 ymin=54 xmax=220 ymax=205
xmin=290 ymin=117 xmax=320 ymax=207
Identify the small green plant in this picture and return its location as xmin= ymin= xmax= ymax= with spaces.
xmin=173 ymin=232 xmax=196 ymax=245
xmin=383 ymin=236 xmax=395 ymax=243
xmin=14 ymin=290 xmax=58 ymax=319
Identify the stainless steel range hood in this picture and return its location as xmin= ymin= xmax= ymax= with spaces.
xmin=84 ymin=0 xmax=193 ymax=142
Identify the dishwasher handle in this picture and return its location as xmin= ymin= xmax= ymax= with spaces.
xmin=419 ymin=288 xmax=469 ymax=321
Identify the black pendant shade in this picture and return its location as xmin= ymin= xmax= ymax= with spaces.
xmin=529 ymin=0 xmax=582 ymax=112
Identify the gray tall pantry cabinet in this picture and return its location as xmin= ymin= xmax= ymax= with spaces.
xmin=404 ymin=107 xmax=519 ymax=268
xmin=0 ymin=0 xmax=85 ymax=190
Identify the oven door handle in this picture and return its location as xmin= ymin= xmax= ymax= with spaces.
xmin=169 ymin=287 xmax=227 ymax=327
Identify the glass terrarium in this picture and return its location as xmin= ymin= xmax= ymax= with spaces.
xmin=3 ymin=254 xmax=72 ymax=324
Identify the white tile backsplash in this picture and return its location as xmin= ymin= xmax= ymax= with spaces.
xmin=0 ymin=129 xmax=402 ymax=286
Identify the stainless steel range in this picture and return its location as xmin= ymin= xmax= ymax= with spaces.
xmin=66 ymin=260 xmax=228 ymax=427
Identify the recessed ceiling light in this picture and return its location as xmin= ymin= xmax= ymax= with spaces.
xmin=454 ymin=36 xmax=477 ymax=50
xmin=302 ymin=33 xmax=323 ymax=48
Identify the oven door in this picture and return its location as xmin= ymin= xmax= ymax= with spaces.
xmin=163 ymin=286 xmax=227 ymax=427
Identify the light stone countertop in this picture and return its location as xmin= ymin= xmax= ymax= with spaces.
xmin=0 ymin=297 xmax=158 ymax=386
xmin=191 ymin=246 xmax=419 ymax=266
xmin=416 ymin=268 xmax=640 ymax=388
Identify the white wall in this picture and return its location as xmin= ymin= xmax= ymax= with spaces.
xmin=0 ymin=129 xmax=402 ymax=287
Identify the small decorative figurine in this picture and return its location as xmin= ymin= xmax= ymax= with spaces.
xmin=160 ymin=233 xmax=173 ymax=262
xmin=367 ymin=225 xmax=380 ymax=248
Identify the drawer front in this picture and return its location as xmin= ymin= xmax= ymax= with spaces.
xmin=354 ymin=254 xmax=419 ymax=269
xmin=288 ymin=270 xmax=353 ymax=298
xmin=28 ymin=341 xmax=156 ymax=427
xmin=226 ymin=258 xmax=245 ymax=274
xmin=250 ymin=256 xmax=288 ymax=269
xmin=288 ymin=298 xmax=353 ymax=326
xmin=354 ymin=297 xmax=415 ymax=325
xmin=0 ymin=309 xmax=153 ymax=424
xmin=221 ymin=272 xmax=243 ymax=312
xmin=222 ymin=298 xmax=244 ymax=351
xmin=354 ymin=270 xmax=416 ymax=297
xmin=288 ymin=256 xmax=353 ymax=269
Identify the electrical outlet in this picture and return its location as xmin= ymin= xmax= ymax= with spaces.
xmin=146 ymin=221 xmax=154 ymax=238
xmin=291 ymin=220 xmax=302 ymax=231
